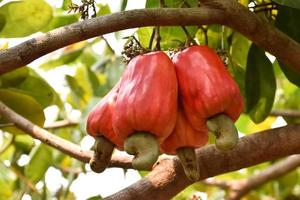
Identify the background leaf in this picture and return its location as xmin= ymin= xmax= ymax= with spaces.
xmin=0 ymin=0 xmax=52 ymax=37
xmin=0 ymin=67 xmax=29 ymax=88
xmin=245 ymin=44 xmax=276 ymax=123
xmin=0 ymin=89 xmax=45 ymax=134
xmin=25 ymin=144 xmax=53 ymax=183
xmin=274 ymin=5 xmax=300 ymax=86
xmin=272 ymin=0 xmax=300 ymax=9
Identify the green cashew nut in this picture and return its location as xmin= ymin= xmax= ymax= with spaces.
xmin=89 ymin=136 xmax=114 ymax=173
xmin=206 ymin=114 xmax=239 ymax=151
xmin=176 ymin=147 xmax=200 ymax=181
xmin=124 ymin=132 xmax=160 ymax=170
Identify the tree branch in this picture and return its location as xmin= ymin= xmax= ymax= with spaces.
xmin=270 ymin=109 xmax=300 ymax=118
xmin=44 ymin=119 xmax=79 ymax=129
xmin=1 ymin=98 xmax=300 ymax=199
xmin=226 ymin=155 xmax=300 ymax=200
xmin=202 ymin=155 xmax=300 ymax=199
xmin=0 ymin=100 xmax=132 ymax=169
xmin=105 ymin=124 xmax=300 ymax=200
xmin=0 ymin=0 xmax=300 ymax=75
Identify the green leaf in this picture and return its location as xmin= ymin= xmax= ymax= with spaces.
xmin=0 ymin=162 xmax=14 ymax=199
xmin=86 ymin=67 xmax=101 ymax=96
xmin=13 ymin=135 xmax=34 ymax=154
xmin=0 ymin=0 xmax=53 ymax=38
xmin=196 ymin=25 xmax=232 ymax=49
xmin=62 ymin=0 xmax=71 ymax=10
xmin=0 ymin=67 xmax=61 ymax=109
xmin=42 ymin=14 xmax=79 ymax=32
xmin=0 ymin=67 xmax=29 ymax=88
xmin=272 ymin=0 xmax=300 ymax=9
xmin=120 ymin=0 xmax=128 ymax=11
xmin=87 ymin=196 xmax=102 ymax=200
xmin=0 ymin=13 xmax=5 ymax=32
xmin=0 ymin=88 xmax=45 ymax=134
xmin=25 ymin=144 xmax=53 ymax=183
xmin=97 ymin=4 xmax=111 ymax=16
xmin=245 ymin=44 xmax=276 ymax=123
xmin=145 ymin=0 xmax=159 ymax=8
xmin=138 ymin=26 xmax=199 ymax=50
xmin=41 ymin=49 xmax=83 ymax=70
xmin=228 ymin=33 xmax=252 ymax=97
xmin=230 ymin=32 xmax=252 ymax=69
xmin=14 ymin=74 xmax=53 ymax=108
xmin=275 ymin=6 xmax=300 ymax=86
xmin=105 ymin=57 xmax=125 ymax=87
xmin=9 ymin=68 xmax=63 ymax=109
xmin=160 ymin=26 xmax=198 ymax=49
xmin=65 ymin=74 xmax=87 ymax=108
xmin=137 ymin=26 xmax=154 ymax=49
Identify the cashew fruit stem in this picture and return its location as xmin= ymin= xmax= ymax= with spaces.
xmin=176 ymin=147 xmax=200 ymax=181
xmin=206 ymin=114 xmax=239 ymax=151
xmin=124 ymin=132 xmax=159 ymax=170
xmin=89 ymin=136 xmax=114 ymax=173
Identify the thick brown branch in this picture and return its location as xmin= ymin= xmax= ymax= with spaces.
xmin=105 ymin=124 xmax=300 ymax=200
xmin=0 ymin=100 xmax=132 ymax=169
xmin=1 ymin=0 xmax=300 ymax=75
xmin=0 ymin=7 xmax=224 ymax=74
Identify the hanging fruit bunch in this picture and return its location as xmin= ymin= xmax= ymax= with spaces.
xmin=86 ymin=34 xmax=243 ymax=181
xmin=173 ymin=45 xmax=243 ymax=151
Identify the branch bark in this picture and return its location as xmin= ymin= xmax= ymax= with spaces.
xmin=202 ymin=155 xmax=300 ymax=199
xmin=2 ymin=100 xmax=300 ymax=199
xmin=227 ymin=155 xmax=300 ymax=200
xmin=270 ymin=109 xmax=300 ymax=118
xmin=105 ymin=124 xmax=300 ymax=200
xmin=0 ymin=100 xmax=133 ymax=169
xmin=0 ymin=0 xmax=300 ymax=75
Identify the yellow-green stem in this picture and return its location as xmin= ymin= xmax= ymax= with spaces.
xmin=124 ymin=132 xmax=159 ymax=170
xmin=176 ymin=147 xmax=200 ymax=181
xmin=89 ymin=136 xmax=114 ymax=173
xmin=206 ymin=114 xmax=239 ymax=151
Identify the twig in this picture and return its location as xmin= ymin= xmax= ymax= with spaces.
xmin=0 ymin=100 xmax=132 ymax=169
xmin=0 ymin=135 xmax=14 ymax=155
xmin=202 ymin=155 xmax=300 ymax=200
xmin=270 ymin=109 xmax=300 ymax=118
xmin=154 ymin=26 xmax=161 ymax=51
xmin=202 ymin=178 xmax=230 ymax=189
xmin=44 ymin=119 xmax=79 ymax=129
xmin=0 ymin=123 xmax=14 ymax=128
xmin=54 ymin=165 xmax=82 ymax=175
xmin=0 ymin=3 xmax=300 ymax=75
xmin=227 ymin=155 xmax=300 ymax=200
xmin=3 ymin=162 xmax=39 ymax=193
xmin=1 ymin=119 xmax=79 ymax=130
xmin=199 ymin=26 xmax=208 ymax=45
xmin=100 ymin=36 xmax=115 ymax=54
xmin=149 ymin=27 xmax=156 ymax=50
